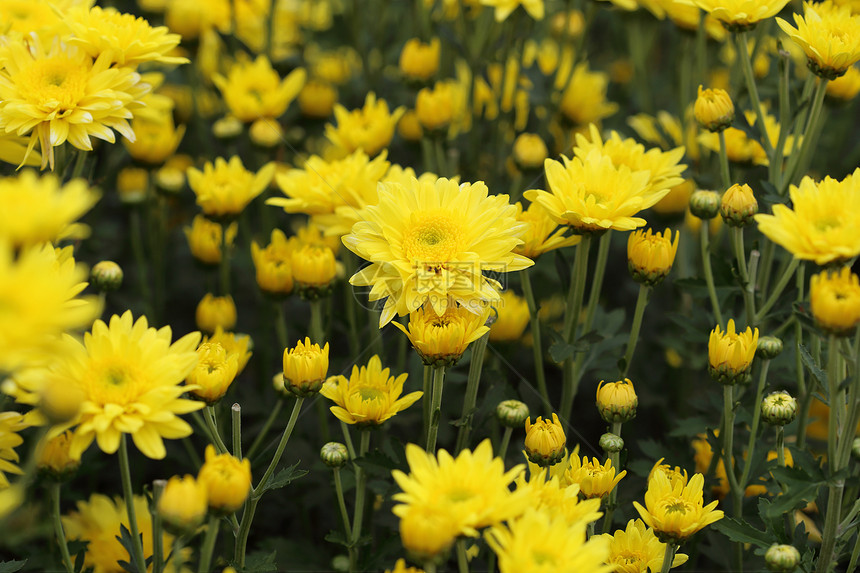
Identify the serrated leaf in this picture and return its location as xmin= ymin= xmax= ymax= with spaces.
xmin=712 ymin=517 xmax=772 ymax=548
xmin=548 ymin=341 xmax=575 ymax=363
xmin=244 ymin=550 xmax=278 ymax=573
xmin=0 ymin=560 xmax=27 ymax=573
xmin=324 ymin=530 xmax=349 ymax=547
xmin=261 ymin=461 xmax=308 ymax=493
xmin=799 ymin=344 xmax=826 ymax=386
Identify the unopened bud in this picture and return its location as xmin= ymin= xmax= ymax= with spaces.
xmin=213 ymin=115 xmax=243 ymax=140
xmin=761 ymin=391 xmax=798 ymax=426
xmin=689 ymin=190 xmax=721 ymax=220
xmin=320 ymin=442 xmax=349 ymax=468
xmin=524 ymin=413 xmax=566 ymax=466
xmin=90 ymin=261 xmax=123 ymax=292
xmin=721 ymin=183 xmax=758 ymax=227
xmin=596 ymin=379 xmax=638 ymax=424
xmin=765 ymin=544 xmax=801 ymax=572
xmin=757 ymin=336 xmax=784 ymax=360
xmin=599 ymin=433 xmax=624 ymax=454
xmin=495 ymin=400 xmax=530 ymax=428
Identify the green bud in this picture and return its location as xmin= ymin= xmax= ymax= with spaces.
xmin=761 ymin=391 xmax=798 ymax=426
xmin=757 ymin=336 xmax=784 ymax=360
xmin=599 ymin=433 xmax=624 ymax=454
xmin=495 ymin=400 xmax=530 ymax=428
xmin=765 ymin=544 xmax=801 ymax=572
xmin=689 ymin=190 xmax=721 ymax=220
xmin=320 ymin=442 xmax=349 ymax=468
xmin=91 ymin=260 xmax=123 ymax=292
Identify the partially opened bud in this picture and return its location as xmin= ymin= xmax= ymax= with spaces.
xmin=158 ymin=474 xmax=208 ymax=535
xmin=596 ymin=378 xmax=638 ymax=423
xmin=524 ymin=413 xmax=566 ymax=466
xmin=721 ymin=183 xmax=758 ymax=227
xmin=689 ymin=190 xmax=721 ymax=220
xmin=695 ymin=85 xmax=735 ymax=132
xmin=765 ymin=544 xmax=800 ymax=572
xmin=761 ymin=391 xmax=798 ymax=426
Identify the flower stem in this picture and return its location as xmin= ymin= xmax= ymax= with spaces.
xmin=754 ymin=258 xmax=799 ymax=325
xmin=718 ymin=130 xmax=732 ymax=191
xmin=204 ymin=406 xmax=229 ymax=454
xmin=426 ymin=366 xmax=446 ymax=452
xmin=561 ymin=234 xmax=592 ymax=423
xmin=349 ymin=430 xmax=371 ymax=573
xmin=730 ymin=227 xmax=755 ymax=326
xmin=740 ymin=359 xmax=770 ymax=489
xmin=455 ymin=333 xmax=489 ymax=453
xmin=129 ymin=207 xmax=154 ymax=320
xmin=701 ymin=222 xmax=724 ymax=326
xmin=50 ymin=483 xmax=74 ymax=573
xmin=498 ymin=427 xmax=513 ymax=461
xmin=783 ymin=78 xmax=829 ymax=189
xmin=219 ymin=220 xmax=231 ymax=296
xmin=621 ymin=284 xmax=650 ymax=378
xmin=232 ymin=403 xmax=242 ymax=459
xmin=602 ymin=421 xmax=623 ymax=534
xmin=309 ymin=299 xmax=325 ymax=345
xmin=333 ymin=468 xmax=352 ymax=540
xmin=119 ymin=435 xmax=147 ymax=573
xmin=274 ymin=301 xmax=289 ymax=350
xmin=422 ymin=365 xmax=432 ymax=446
xmin=246 ymin=400 xmax=283 ymax=461
xmin=197 ymin=514 xmax=220 ymax=573
xmin=736 ymin=31 xmax=775 ymax=159
xmin=520 ymin=270 xmax=551 ymax=413
xmin=660 ymin=542 xmax=677 ymax=573
xmin=151 ymin=480 xmax=165 ymax=573
xmin=816 ymin=480 xmax=845 ymax=573
xmin=456 ymin=539 xmax=469 ymax=573
xmin=171 ymin=535 xmax=184 ymax=573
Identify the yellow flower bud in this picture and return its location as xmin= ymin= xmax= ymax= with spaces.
xmin=512 ymin=133 xmax=548 ymax=170
xmin=627 ymin=228 xmax=680 ymax=286
xmin=392 ymin=304 xmax=490 ymax=367
xmin=291 ymin=244 xmax=337 ymax=298
xmin=524 ymin=413 xmax=566 ymax=466
xmin=158 ymin=474 xmax=208 ymax=535
xmin=596 ymin=378 xmax=638 ymax=424
xmin=810 ymin=267 xmax=860 ymax=336
xmin=155 ymin=165 xmax=186 ymax=194
xmin=195 ymin=293 xmax=237 ymax=333
xmin=765 ymin=544 xmax=801 ymax=572
xmin=397 ymin=109 xmax=424 ymax=142
xmin=399 ymin=38 xmax=441 ymax=81
xmin=694 ymin=85 xmax=735 ymax=132
xmin=37 ymin=431 xmax=80 ymax=480
xmin=251 ymin=229 xmax=295 ymax=297
xmin=212 ymin=115 xmax=244 ymax=140
xmin=708 ymin=319 xmax=759 ymax=385
xmin=282 ymin=337 xmax=330 ymax=397
xmin=39 ymin=377 xmax=84 ymax=426
xmin=720 ymin=183 xmax=758 ymax=227
xmin=298 ymin=80 xmax=338 ymax=118
xmin=90 ymin=261 xmax=123 ymax=292
xmin=117 ymin=167 xmax=149 ymax=205
xmin=489 ymin=291 xmax=530 ymax=342
xmin=398 ymin=505 xmax=457 ymax=563
xmin=496 ymin=400 xmax=530 ymax=428
xmin=415 ymin=81 xmax=455 ymax=132
xmin=187 ymin=342 xmax=239 ymax=405
xmin=249 ymin=118 xmax=284 ymax=148
xmin=197 ymin=444 xmax=252 ymax=514
xmin=184 ymin=215 xmax=237 ymax=266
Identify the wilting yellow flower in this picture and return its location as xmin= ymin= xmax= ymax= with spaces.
xmin=416 ymin=81 xmax=457 ymax=131
xmin=565 ymin=454 xmax=627 ymax=500
xmin=198 ymin=444 xmax=252 ymax=513
xmin=777 ymin=2 xmax=860 ymax=79
xmin=203 ymin=327 xmax=252 ymax=374
xmin=185 ymin=215 xmax=237 ymax=266
xmin=298 ymin=80 xmax=338 ymax=118
xmin=282 ymin=337 xmax=329 ymax=397
xmin=596 ymin=378 xmax=638 ymax=423
xmin=486 ymin=508 xmax=612 ymax=573
xmin=251 ymin=229 xmax=295 ymax=295
xmin=214 ymin=55 xmax=306 ymax=122
xmin=125 ymin=113 xmax=186 ymax=165
xmin=513 ymin=201 xmax=580 ymax=259
xmin=0 ymin=170 xmax=98 ymax=249
xmin=827 ymin=66 xmax=860 ymax=100
xmin=810 ymin=267 xmax=860 ymax=336
xmin=188 ymin=156 xmax=276 ymax=220
xmin=694 ymin=85 xmax=734 ymax=131
xmin=64 ymin=5 xmax=188 ymax=67
xmin=158 ymin=474 xmax=208 ymax=536
xmin=709 ymin=319 xmax=759 ymax=384
xmin=524 ymin=413 xmax=567 ymax=466
xmin=37 ymin=431 xmax=80 ymax=481
xmin=480 ymin=0 xmax=546 ymax=21
xmin=0 ymin=412 xmax=27 ymax=488
xmin=690 ymin=0 xmax=790 ymax=29
xmin=322 ymin=355 xmax=420 ymax=426
xmin=399 ymin=38 xmax=441 ymax=81
xmin=755 ymin=170 xmax=860 ymax=265
xmin=559 ymin=63 xmax=618 ymax=125
xmin=627 ymin=228 xmax=680 ymax=286
xmin=393 ymin=304 xmax=491 ymax=366
xmin=601 ymin=519 xmax=690 ymax=573
xmin=196 ymin=294 xmax=237 ymax=333
xmin=720 ymin=183 xmax=758 ymax=226
xmin=325 ymin=92 xmax=405 ymax=157
xmin=489 ymin=290 xmax=530 ymax=342
xmin=634 ymin=472 xmax=724 ymax=543
xmin=525 ymin=149 xmax=663 ymax=234
xmin=187 ymin=342 xmax=239 ymax=405
xmin=345 ymin=176 xmax=533 ymax=326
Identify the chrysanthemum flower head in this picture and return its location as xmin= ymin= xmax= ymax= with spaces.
xmin=250 ymin=228 xmax=296 ymax=296
xmin=627 ymin=228 xmax=680 ymax=286
xmin=514 ymin=468 xmax=604 ymax=526
xmin=633 ymin=471 xmax=724 ymax=543
xmin=708 ymin=319 xmax=759 ymax=384
xmin=158 ymin=474 xmax=208 ymax=536
xmin=36 ymin=430 xmax=79 ymax=481
xmin=197 ymin=444 xmax=252 ymax=513
xmin=810 ymin=267 xmax=860 ymax=336
xmin=187 ymin=156 xmax=275 ymax=221
xmin=489 ymin=290 xmax=530 ymax=342
xmin=393 ymin=303 xmax=491 ymax=366
xmin=213 ymin=55 xmax=306 ymax=122
xmin=649 ymin=458 xmax=689 ymax=490
xmin=524 ymin=413 xmax=567 ymax=466
xmin=601 ymin=519 xmax=690 ymax=573
xmin=777 ymin=1 xmax=860 ymax=79
xmin=690 ymin=0 xmax=790 ymax=30
xmin=596 ymin=378 xmax=638 ymax=423
xmin=325 ymin=92 xmax=405 ymax=157
xmin=513 ymin=201 xmax=581 ymax=259
xmin=0 ymin=411 xmax=28 ymax=488
xmin=398 ymin=502 xmax=463 ymax=562
xmin=185 ymin=216 xmax=237 ymax=267
xmin=559 ymin=63 xmax=618 ymax=125
xmin=187 ymin=342 xmax=239 ymax=405
xmin=564 ymin=453 xmax=627 ymax=499
xmin=124 ymin=112 xmax=186 ymax=165
xmin=202 ymin=327 xmax=252 ymax=374
xmin=399 ymin=37 xmax=441 ymax=81
xmin=195 ymin=293 xmax=237 ymax=333
xmin=282 ymin=337 xmax=329 ymax=397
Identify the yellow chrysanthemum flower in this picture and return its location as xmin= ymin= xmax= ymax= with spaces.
xmin=827 ymin=65 xmax=860 ymax=100
xmin=197 ymin=444 xmax=252 ymax=513
xmin=158 ymin=474 xmax=208 ymax=536
xmin=345 ymin=176 xmax=533 ymax=326
xmin=36 ymin=430 xmax=80 ymax=480
xmin=513 ymin=201 xmax=581 ymax=259
xmin=525 ymin=149 xmax=663 ymax=234
xmin=810 ymin=267 xmax=860 ymax=336
xmin=755 ymin=170 xmax=860 ymax=266
xmin=397 ymin=502 xmax=462 ymax=561
xmin=282 ymin=337 xmax=329 ymax=397
xmin=660 ymin=0 xmax=728 ymax=40
xmin=0 ymin=0 xmax=65 ymax=38
xmin=251 ymin=228 xmax=296 ymax=296
xmin=187 ymin=156 xmax=276 ymax=220
xmin=393 ymin=303 xmax=490 ymax=366
xmin=184 ymin=215 xmax=237 ymax=266
xmin=186 ymin=342 xmax=238 ymax=405
xmin=0 ymin=38 xmax=148 ymax=170
xmin=514 ymin=468 xmax=604 ymax=526
xmin=524 ymin=413 xmax=567 ymax=466
xmin=52 ymin=311 xmax=203 ymax=460
xmin=596 ymin=378 xmax=638 ymax=423
xmin=649 ymin=458 xmax=690 ymax=489
xmin=0 ymin=411 xmax=28 ymax=488
xmin=213 ymin=55 xmax=306 ymax=122
xmin=399 ymin=37 xmax=441 ymax=81
xmin=486 ymin=508 xmax=613 ymax=573
xmin=489 ymin=290 xmax=530 ymax=342
xmin=690 ymin=0 xmax=790 ymax=29
xmin=196 ymin=293 xmax=237 ymax=333
xmin=633 ymin=471 xmax=724 ymax=543
xmin=601 ymin=519 xmax=690 ymax=573
xmin=202 ymin=327 xmax=252 ymax=374
xmin=559 ymin=63 xmax=618 ymax=125
xmin=480 ymin=0 xmax=545 ymax=21
xmin=777 ymin=1 xmax=860 ymax=79
xmin=708 ymin=319 xmax=759 ymax=384
xmin=64 ymin=5 xmax=188 ymax=67
xmin=325 ymin=92 xmax=405 ymax=157
xmin=321 ymin=355 xmax=421 ymax=426
xmin=627 ymin=228 xmax=680 ymax=286
xmin=565 ymin=453 xmax=627 ymax=499
xmin=124 ymin=112 xmax=186 ymax=165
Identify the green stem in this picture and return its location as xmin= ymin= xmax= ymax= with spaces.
xmin=770 ymin=47 xmax=792 ymax=190
xmin=197 ymin=515 xmax=220 ymax=573
xmin=219 ymin=219 xmax=231 ymax=296
xmin=718 ymin=130 xmax=732 ymax=191
xmin=723 ymin=385 xmax=742 ymax=498
xmin=740 ymin=360 xmax=770 ymax=489
xmin=583 ymin=231 xmax=612 ymax=336
xmin=246 ymin=399 xmax=283 ymax=461
xmin=561 ymin=234 xmax=592 ymax=423
xmin=51 ymin=483 xmax=74 ymax=573
xmin=621 ymin=285 xmax=650 ymax=378
xmin=422 ymin=365 xmax=432 ymax=446
xmin=521 ymin=270 xmax=551 ymax=413
xmin=701 ymin=222 xmax=724 ymax=326
xmin=754 ymin=258 xmax=799 ymax=325
xmin=204 ymin=406 xmax=229 ymax=454
xmin=783 ymin=78 xmax=829 ymax=189
xmin=274 ymin=302 xmax=289 ymax=350
xmin=827 ymin=333 xmax=840 ymax=465
xmin=816 ymin=481 xmax=845 ymax=573
xmin=847 ymin=529 xmax=860 ymax=573
xmin=171 ymin=535 xmax=184 ymax=573
xmin=455 ymin=334 xmax=489 ymax=453
xmin=456 ymin=539 xmax=469 ymax=573
xmin=736 ymin=31 xmax=775 ymax=159
xmin=129 ymin=207 xmax=154 ymax=319
xmin=602 ymin=421 xmax=623 ymax=534
xmin=498 ymin=427 xmax=513 ymax=462
xmin=232 ymin=403 xmax=242 ymax=459
xmin=309 ymin=299 xmax=325 ymax=345
xmin=333 ymin=468 xmax=352 ymax=540
xmin=119 ymin=436 xmax=147 ymax=573
xmin=795 ymin=264 xmax=810 ymax=449
xmin=660 ymin=543 xmax=677 ymax=573
xmin=425 ymin=366 xmax=446 ymax=452
xmin=151 ymin=480 xmax=165 ymax=573
xmin=69 ymin=148 xmax=88 ymax=180
xmin=731 ymin=227 xmax=755 ymax=326
xmin=349 ymin=430 xmax=371 ymax=573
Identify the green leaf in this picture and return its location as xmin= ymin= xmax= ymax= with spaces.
xmin=712 ymin=517 xmax=772 ymax=549
xmin=324 ymin=530 xmax=349 ymax=547
xmin=0 ymin=561 xmax=27 ymax=573
xmin=243 ymin=550 xmax=278 ymax=573
xmin=548 ymin=340 xmax=575 ymax=363
xmin=799 ymin=344 xmax=827 ymax=386
xmin=261 ymin=461 xmax=308 ymax=493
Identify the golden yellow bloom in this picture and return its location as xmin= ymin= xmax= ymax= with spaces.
xmin=198 ymin=444 xmax=252 ymax=513
xmin=291 ymin=244 xmax=337 ymax=293
xmin=214 ymin=55 xmax=306 ymax=122
xmin=690 ymin=0 xmax=790 ymax=29
xmin=398 ymin=110 xmax=424 ymax=141
xmin=202 ymin=327 xmax=252 ymax=374
xmin=187 ymin=156 xmax=276 ymax=220
xmin=64 ymin=5 xmax=188 ymax=67
xmin=827 ymin=65 xmax=860 ymax=100
xmin=810 ymin=267 xmax=860 ymax=336
xmin=164 ymin=0 xmax=230 ymax=40
xmin=187 ymin=342 xmax=239 ymax=405
xmin=399 ymin=38 xmax=441 ymax=81
xmin=709 ymin=319 xmax=759 ymax=384
xmin=513 ymin=201 xmax=580 ymax=259
xmin=416 ymin=81 xmax=456 ymax=131
xmin=480 ymin=0 xmax=546 ymax=21
xmin=322 ymin=355 xmax=421 ymax=426
xmin=185 ymin=215 xmax=237 ymax=266
xmin=37 ymin=431 xmax=79 ymax=481
xmin=649 ymin=458 xmax=689 ymax=490
xmin=755 ymin=170 xmax=860 ymax=265
xmin=525 ymin=149 xmax=663 ymax=234
xmin=596 ymin=378 xmax=638 ymax=423
xmin=777 ymin=2 xmax=860 ymax=79
xmin=196 ymin=293 xmax=237 ymax=333
xmin=393 ymin=303 xmax=491 ymax=366
xmin=282 ymin=337 xmax=329 ymax=397
xmin=720 ymin=183 xmax=758 ymax=227
xmin=514 ymin=468 xmax=603 ymax=525
xmin=601 ymin=519 xmax=689 ymax=573
xmin=385 ymin=558 xmax=425 ymax=573
xmin=694 ymin=85 xmax=735 ymax=131
xmin=306 ymin=45 xmax=360 ymax=85
xmin=325 ymin=92 xmax=405 ymax=157
xmin=158 ymin=474 xmax=208 ymax=536
xmin=489 ymin=290 xmax=530 ymax=342
xmin=0 ymin=412 xmax=27 ymax=488
xmin=633 ymin=472 xmax=724 ymax=543
xmin=627 ymin=228 xmax=680 ymax=286
xmin=524 ymin=413 xmax=567 ymax=466
xmin=565 ymin=454 xmax=627 ymax=499
xmin=125 ymin=113 xmax=185 ymax=165
xmin=251 ymin=228 xmax=295 ymax=295
xmin=512 ymin=133 xmax=548 ymax=169
xmin=345 ymin=176 xmax=533 ymax=326
xmin=0 ymin=170 xmax=98 ymax=249
xmin=559 ymin=63 xmax=618 ymax=125
xmin=398 ymin=503 xmax=461 ymax=561
xmin=298 ymin=80 xmax=338 ymax=118
xmin=653 ymin=179 xmax=695 ymax=215
xmin=116 ymin=167 xmax=149 ymax=205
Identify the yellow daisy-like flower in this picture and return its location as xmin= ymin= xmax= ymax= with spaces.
xmin=184 ymin=215 xmax=237 ymax=266
xmin=489 ymin=290 xmax=530 ymax=342
xmin=486 ymin=507 xmax=613 ymax=573
xmin=514 ymin=469 xmax=604 ymax=526
xmin=64 ymin=5 xmax=188 ymax=67
xmin=0 ymin=170 xmax=99 ymax=249
xmin=187 ymin=156 xmax=276 ymax=220
xmin=197 ymin=444 xmax=252 ymax=513
xmin=186 ymin=342 xmax=238 ymax=405
xmin=627 ymin=227 xmax=680 ymax=286
xmin=344 ymin=176 xmax=533 ymax=326
xmin=524 ymin=413 xmax=567 ymax=466
xmin=524 ymin=149 xmax=662 ymax=234
xmin=480 ymin=0 xmax=545 ymax=21
xmin=392 ymin=303 xmax=491 ymax=366
xmin=202 ymin=327 xmax=252 ymax=374
xmin=559 ymin=63 xmax=618 ymax=125
xmin=282 ymin=337 xmax=329 ymax=397
xmin=514 ymin=201 xmax=581 ymax=259
xmin=633 ymin=471 xmax=724 ymax=543
xmin=397 ymin=502 xmax=462 ymax=561
xmin=0 ymin=0 xmax=65 ymax=38
xmin=124 ymin=112 xmax=186 ymax=166
xmin=0 ymin=38 xmax=148 ymax=170
xmin=755 ymin=170 xmax=860 ymax=265
xmin=827 ymin=65 xmax=860 ymax=100
xmin=251 ymin=228 xmax=297 ymax=296
xmin=708 ymin=319 xmax=759 ymax=384
xmin=0 ymin=411 xmax=28 ymax=488
xmin=325 ymin=92 xmax=405 ymax=157
xmin=777 ymin=1 xmax=860 ymax=79
xmin=601 ymin=519 xmax=690 ymax=573
xmin=213 ymin=55 xmax=306 ymax=122
xmin=690 ymin=0 xmax=790 ymax=30
xmin=565 ymin=453 xmax=627 ymax=500
xmin=52 ymin=311 xmax=203 ymax=460
xmin=810 ymin=267 xmax=860 ymax=336
xmin=321 ymin=355 xmax=421 ymax=426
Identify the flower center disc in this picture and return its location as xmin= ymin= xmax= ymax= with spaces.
xmin=404 ymin=211 xmax=461 ymax=264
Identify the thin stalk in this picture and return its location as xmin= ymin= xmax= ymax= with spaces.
xmin=341 ymin=421 xmax=356 ymax=461
xmin=349 ymin=430 xmax=371 ymax=573
xmin=754 ymin=258 xmax=799 ymax=325
xmin=171 ymin=536 xmax=184 ymax=573
xmin=246 ymin=400 xmax=283 ymax=461
xmin=770 ymin=46 xmax=792 ymax=191
xmin=197 ymin=515 xmax=220 ymax=573
xmin=836 ymin=330 xmax=860 ymax=466
xmin=736 ymin=31 xmax=775 ymax=158
xmin=740 ymin=360 xmax=771 ymax=489
xmin=816 ymin=481 xmax=845 ymax=573
xmin=701 ymin=222 xmax=724 ymax=325
xmin=718 ymin=131 xmax=732 ymax=191
xmin=309 ymin=299 xmax=325 ymax=345
xmin=621 ymin=285 xmax=651 ymax=378
xmin=129 ymin=207 xmax=154 ymax=319
xmin=204 ymin=406 xmax=229 ymax=454
xmin=783 ymin=78 xmax=829 ymax=189
xmin=795 ymin=264 xmax=810 ymax=448
xmin=776 ymin=426 xmax=786 ymax=468
xmin=232 ymin=403 xmax=242 ymax=459
xmin=848 ymin=530 xmax=860 ymax=573
xmin=731 ymin=227 xmax=755 ymax=326
xmin=583 ymin=231 xmax=612 ymax=335
xmin=602 ymin=421 xmax=623 ymax=534
xmin=151 ymin=480 xmax=165 ymax=573
xmin=51 ymin=483 xmax=74 ymax=573
xmin=455 ymin=334 xmax=489 ymax=453
xmin=333 ymin=468 xmax=352 ymax=540
xmin=498 ymin=427 xmax=513 ymax=461
xmin=521 ymin=270 xmax=551 ymax=413
xmin=219 ymin=220 xmax=231 ymax=296
xmin=274 ymin=301 xmax=289 ymax=350
xmin=456 ymin=539 xmax=469 ymax=573
xmin=119 ymin=436 xmax=147 ymax=573
xmin=722 ymin=386 xmax=742 ymax=498
xmin=561 ymin=235 xmax=592 ymax=423
xmin=660 ymin=543 xmax=677 ymax=573
xmin=422 ymin=365 xmax=432 ymax=446
xmin=827 ymin=333 xmax=840 ymax=465
xmin=69 ymin=148 xmax=88 ymax=180
xmin=425 ymin=366 xmax=446 ymax=452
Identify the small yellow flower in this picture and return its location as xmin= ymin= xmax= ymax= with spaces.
xmin=810 ymin=267 xmax=860 ymax=336
xmin=565 ymin=454 xmax=627 ymax=500
xmin=184 ymin=215 xmax=237 ymax=266
xmin=690 ymin=0 xmax=790 ymax=30
xmin=195 ymin=294 xmax=237 ymax=334
xmin=213 ymin=55 xmax=307 ymax=122
xmin=251 ymin=229 xmax=296 ymax=296
xmin=559 ymin=64 xmax=618 ymax=126
xmin=399 ymin=38 xmax=441 ymax=81
xmin=187 ymin=342 xmax=239 ymax=405
xmin=633 ymin=471 xmax=724 ymax=543
xmin=158 ymin=474 xmax=208 ymax=536
xmin=282 ymin=337 xmax=329 ymax=397
xmin=653 ymin=179 xmax=695 ymax=216
xmin=203 ymin=327 xmax=252 ymax=374
xmin=321 ymin=355 xmax=421 ymax=426
xmin=694 ymin=85 xmax=734 ymax=132
xmin=37 ymin=431 xmax=80 ymax=481
xmin=298 ymin=80 xmax=338 ymax=118
xmin=398 ymin=110 xmax=424 ymax=141
xmin=601 ymin=519 xmax=690 ymax=573
xmin=489 ymin=291 xmax=531 ymax=342
xmin=197 ymin=444 xmax=252 ymax=514
xmin=777 ymin=1 xmax=860 ymax=79
xmin=513 ymin=201 xmax=581 ymax=259
xmin=512 ymin=133 xmax=549 ymax=169
xmin=398 ymin=503 xmax=460 ymax=562
xmin=596 ymin=379 xmax=639 ymax=424
xmin=827 ymin=66 xmax=860 ymax=100
xmin=627 ymin=228 xmax=680 ymax=286
xmin=416 ymin=81 xmax=457 ymax=132
xmin=524 ymin=413 xmax=567 ymax=466
xmin=708 ymin=319 xmax=759 ymax=384
xmin=325 ymin=92 xmax=405 ymax=157
xmin=720 ymin=183 xmax=758 ymax=227
xmin=248 ymin=118 xmax=284 ymax=148
xmin=125 ymin=112 xmax=186 ymax=166
xmin=291 ymin=244 xmax=337 ymax=295
xmin=393 ymin=304 xmax=491 ymax=367
xmin=187 ymin=156 xmax=276 ymax=221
